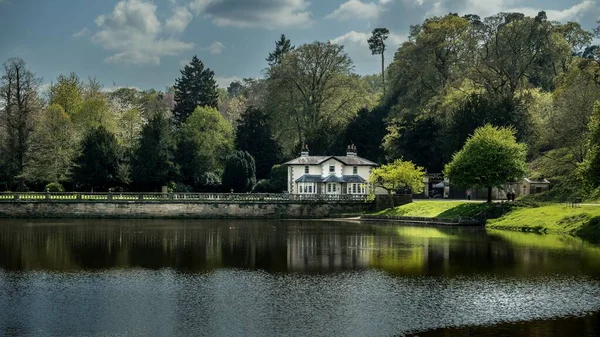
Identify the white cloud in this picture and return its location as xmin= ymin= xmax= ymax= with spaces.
xmin=215 ymin=76 xmax=242 ymax=88
xmin=418 ymin=0 xmax=598 ymax=22
xmin=326 ymin=0 xmax=381 ymax=20
xmin=73 ymin=28 xmax=90 ymax=38
xmin=92 ymin=0 xmax=194 ymax=66
xmin=165 ymin=6 xmax=193 ymax=34
xmin=330 ymin=30 xmax=406 ymax=47
xmin=511 ymin=0 xmax=596 ymax=22
xmin=207 ymin=41 xmax=225 ymax=54
xmin=189 ymin=0 xmax=313 ymax=29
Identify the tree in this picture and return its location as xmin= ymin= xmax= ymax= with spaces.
xmin=23 ymin=104 xmax=79 ymax=184
xmin=49 ymin=73 xmax=84 ymax=115
xmin=580 ymin=102 xmax=600 ymax=187
xmin=369 ymin=159 xmax=425 ymax=201
xmin=235 ymin=107 xmax=281 ymax=179
xmin=222 ymin=151 xmax=256 ymax=192
xmin=266 ymin=34 xmax=294 ymax=67
xmin=227 ymin=81 xmax=244 ymax=97
xmin=368 ymin=28 xmax=389 ymax=95
xmin=173 ymin=56 xmax=218 ymax=125
xmin=444 ymin=125 xmax=528 ymax=202
xmin=0 ymin=58 xmax=41 ymax=191
xmin=177 ymin=106 xmax=233 ymax=189
xmin=267 ymin=42 xmax=369 ymax=155
xmin=73 ymin=126 xmax=122 ymax=191
xmin=132 ymin=112 xmax=178 ymax=190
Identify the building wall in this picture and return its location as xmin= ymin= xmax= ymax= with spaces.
xmin=0 ymin=201 xmax=374 ymax=219
xmin=287 ymin=162 xmax=374 ymax=195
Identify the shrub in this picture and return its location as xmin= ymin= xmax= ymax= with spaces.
xmin=45 ymin=182 xmax=65 ymax=192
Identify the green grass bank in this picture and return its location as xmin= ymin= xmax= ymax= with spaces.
xmin=374 ymin=200 xmax=600 ymax=240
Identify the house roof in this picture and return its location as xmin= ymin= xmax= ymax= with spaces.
xmin=295 ymin=175 xmax=323 ymax=183
xmin=342 ymin=175 xmax=367 ymax=183
xmin=284 ymin=155 xmax=377 ymax=166
xmin=323 ymin=174 xmax=345 ymax=183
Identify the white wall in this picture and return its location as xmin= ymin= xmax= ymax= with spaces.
xmin=320 ymin=159 xmax=343 ymax=177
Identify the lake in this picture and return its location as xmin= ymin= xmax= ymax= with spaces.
xmin=0 ymin=219 xmax=599 ymax=336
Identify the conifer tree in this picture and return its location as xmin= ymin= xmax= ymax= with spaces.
xmin=173 ymin=56 xmax=218 ymax=125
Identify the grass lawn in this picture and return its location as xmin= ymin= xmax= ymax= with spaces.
xmin=487 ymin=204 xmax=600 ymax=237
xmin=374 ymin=200 xmax=600 ymax=240
xmin=374 ymin=200 xmax=492 ymax=218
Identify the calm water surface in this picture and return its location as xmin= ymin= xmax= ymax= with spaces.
xmin=0 ymin=219 xmax=599 ymax=336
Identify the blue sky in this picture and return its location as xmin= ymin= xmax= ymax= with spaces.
xmin=0 ymin=0 xmax=598 ymax=92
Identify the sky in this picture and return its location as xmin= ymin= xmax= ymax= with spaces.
xmin=0 ymin=0 xmax=599 ymax=92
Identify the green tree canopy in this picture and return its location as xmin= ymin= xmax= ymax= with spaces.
xmin=23 ymin=104 xmax=79 ymax=184
xmin=73 ymin=126 xmax=123 ymax=191
xmin=132 ymin=112 xmax=178 ymax=191
xmin=221 ymin=151 xmax=256 ymax=193
xmin=49 ymin=72 xmax=84 ymax=115
xmin=369 ymin=159 xmax=425 ymax=197
xmin=173 ymin=56 xmax=218 ymax=125
xmin=235 ymin=106 xmax=282 ymax=179
xmin=444 ymin=125 xmax=528 ymax=202
xmin=177 ymin=106 xmax=233 ymax=189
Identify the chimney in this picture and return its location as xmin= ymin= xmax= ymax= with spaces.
xmin=346 ymin=143 xmax=357 ymax=156
xmin=300 ymin=144 xmax=309 ymax=157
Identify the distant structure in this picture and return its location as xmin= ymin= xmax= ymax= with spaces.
xmin=283 ymin=144 xmax=378 ymax=195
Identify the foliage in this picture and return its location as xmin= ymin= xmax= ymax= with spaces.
xmin=267 ymin=42 xmax=370 ymax=155
xmin=23 ymin=104 xmax=79 ymax=183
xmin=251 ymin=164 xmax=288 ymax=193
xmin=579 ymin=102 xmax=600 ymax=187
xmin=73 ymin=126 xmax=123 ymax=191
xmin=45 ymin=182 xmax=65 ymax=192
xmin=0 ymin=58 xmax=42 ymax=191
xmin=368 ymin=28 xmax=389 ymax=95
xmin=49 ymin=73 xmax=83 ymax=115
xmin=369 ymin=159 xmax=425 ymax=195
xmin=177 ymin=106 xmax=233 ymax=189
xmin=266 ymin=34 xmax=294 ymax=67
xmin=345 ymin=106 xmax=387 ymax=164
xmin=173 ymin=56 xmax=218 ymax=125
xmin=221 ymin=151 xmax=256 ymax=192
xmin=132 ymin=112 xmax=177 ymax=190
xmin=444 ymin=125 xmax=528 ymax=202
xmin=235 ymin=107 xmax=282 ymax=179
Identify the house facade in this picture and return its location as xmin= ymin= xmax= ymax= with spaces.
xmin=284 ymin=145 xmax=378 ymax=195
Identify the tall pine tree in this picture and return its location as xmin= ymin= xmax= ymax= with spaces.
xmin=266 ymin=34 xmax=294 ymax=67
xmin=173 ymin=56 xmax=218 ymax=125
xmin=235 ymin=107 xmax=281 ymax=180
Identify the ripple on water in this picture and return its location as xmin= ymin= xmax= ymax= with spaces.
xmin=0 ymin=269 xmax=599 ymax=336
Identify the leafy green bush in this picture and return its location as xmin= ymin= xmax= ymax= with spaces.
xmin=45 ymin=182 xmax=65 ymax=192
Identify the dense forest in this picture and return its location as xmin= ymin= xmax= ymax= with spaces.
xmin=2 ymin=11 xmax=600 ymax=199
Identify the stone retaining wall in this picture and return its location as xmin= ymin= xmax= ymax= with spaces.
xmin=0 ymin=201 xmax=373 ymax=219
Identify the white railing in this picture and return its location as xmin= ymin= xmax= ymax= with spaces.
xmin=0 ymin=192 xmax=370 ymax=203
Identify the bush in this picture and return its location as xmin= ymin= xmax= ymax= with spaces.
xmin=45 ymin=182 xmax=65 ymax=192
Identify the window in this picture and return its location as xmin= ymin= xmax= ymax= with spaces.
xmin=352 ymin=184 xmax=357 ymax=194
xmin=333 ymin=184 xmax=337 ymax=192
xmin=327 ymin=184 xmax=332 ymax=193
xmin=308 ymin=185 xmax=313 ymax=193
xmin=304 ymin=166 xmax=309 ymax=174
xmin=329 ymin=165 xmax=335 ymax=173
xmin=353 ymin=166 xmax=358 ymax=174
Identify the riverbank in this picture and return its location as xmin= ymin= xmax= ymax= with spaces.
xmin=370 ymin=200 xmax=600 ymax=240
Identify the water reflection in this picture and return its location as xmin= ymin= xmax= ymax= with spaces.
xmin=1 ymin=219 xmax=600 ymax=336
xmin=0 ymin=219 xmax=599 ymax=277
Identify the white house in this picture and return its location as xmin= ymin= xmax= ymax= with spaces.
xmin=283 ymin=144 xmax=378 ymax=195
